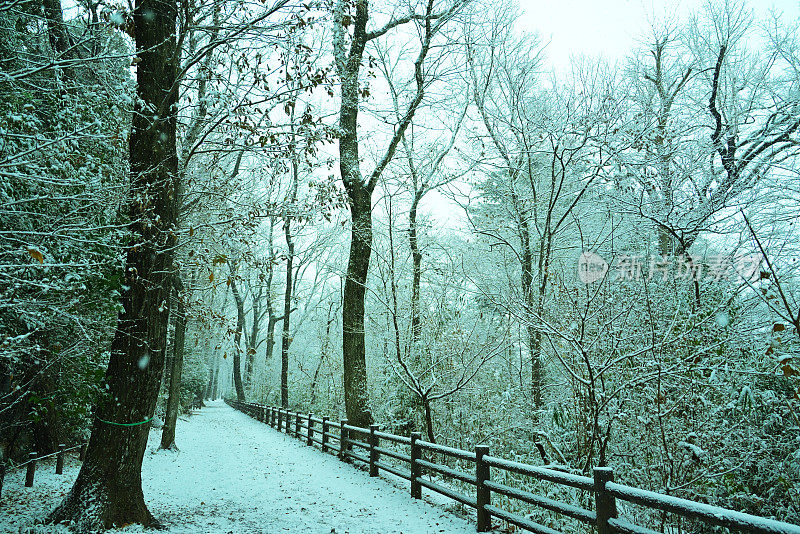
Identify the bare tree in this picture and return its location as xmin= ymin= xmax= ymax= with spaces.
xmin=465 ymin=18 xmax=618 ymax=430
xmin=332 ymin=0 xmax=467 ymax=427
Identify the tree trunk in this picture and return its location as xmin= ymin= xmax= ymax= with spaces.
xmin=47 ymin=0 xmax=178 ymax=524
xmin=211 ymin=356 xmax=220 ymax=400
xmin=311 ymin=303 xmax=335 ymax=406
xmin=263 ymin=220 xmax=280 ymax=368
xmin=160 ymin=275 xmax=186 ymax=450
xmin=246 ymin=284 xmax=261 ymax=387
xmin=280 ymin=150 xmax=299 ymax=408
xmin=42 ymin=0 xmax=69 ymax=56
xmin=229 ymin=274 xmax=246 ymax=402
xmin=409 ymin=191 xmax=423 ymax=349
xmin=422 ymin=396 xmax=435 ymax=444
xmin=334 ymin=0 xmax=441 ymax=428
xmin=280 ymin=222 xmax=294 ymax=408
xmin=204 ymin=354 xmax=216 ymax=400
xmin=334 ymin=0 xmax=374 ymax=429
xmin=30 ymin=365 xmax=62 ymax=455
xmin=342 ymin=183 xmax=374 ymax=427
xmin=516 ymin=191 xmax=544 ymax=412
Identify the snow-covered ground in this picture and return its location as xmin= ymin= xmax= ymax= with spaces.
xmin=1 ymin=400 xmax=476 ymax=533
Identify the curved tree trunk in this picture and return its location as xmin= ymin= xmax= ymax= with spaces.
xmin=47 ymin=0 xmax=178 ymax=524
xmin=333 ymin=0 xmax=445 ymax=428
xmin=229 ymin=273 xmax=246 ymax=402
xmin=334 ymin=0 xmax=374 ymax=429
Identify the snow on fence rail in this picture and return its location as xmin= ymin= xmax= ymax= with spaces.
xmin=227 ymin=399 xmax=800 ymax=534
xmin=1 ymin=442 xmax=86 ymax=496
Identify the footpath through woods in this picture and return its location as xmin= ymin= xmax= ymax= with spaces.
xmin=1 ymin=400 xmax=474 ymax=533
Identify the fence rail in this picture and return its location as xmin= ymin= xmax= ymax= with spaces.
xmin=0 ymin=441 xmax=87 ymax=498
xmin=226 ymin=399 xmax=800 ymax=534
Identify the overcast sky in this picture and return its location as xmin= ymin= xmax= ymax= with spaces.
xmin=518 ymin=0 xmax=800 ymax=70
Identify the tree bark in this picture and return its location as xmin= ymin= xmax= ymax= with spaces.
xmin=47 ymin=0 xmax=178 ymax=524
xmin=265 ymin=317 xmax=278 ymax=363
xmin=204 ymin=362 xmax=214 ymax=400
xmin=229 ymin=272 xmax=246 ymax=402
xmin=263 ymin=220 xmax=281 ymax=368
xmin=422 ymin=395 xmax=435 ymax=443
xmin=333 ymin=0 xmax=375 ymax=429
xmin=30 ymin=364 xmax=63 ymax=455
xmin=334 ymin=0 xmax=446 ymax=427
xmin=342 ymin=183 xmax=374 ymax=427
xmin=279 ymin=129 xmax=300 ymax=407
xmin=42 ymin=0 xmax=69 ymax=56
xmin=280 ymin=220 xmax=294 ymax=408
xmin=160 ymin=275 xmax=186 ymax=450
xmin=409 ymin=190 xmax=423 ymax=348
xmin=246 ymin=283 xmax=261 ymax=387
xmin=211 ymin=356 xmax=220 ymax=400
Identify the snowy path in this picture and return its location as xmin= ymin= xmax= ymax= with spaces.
xmin=1 ymin=400 xmax=476 ymax=533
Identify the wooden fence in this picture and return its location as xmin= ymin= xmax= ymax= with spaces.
xmin=0 ymin=442 xmax=86 ymax=497
xmin=227 ymin=399 xmax=800 ymax=534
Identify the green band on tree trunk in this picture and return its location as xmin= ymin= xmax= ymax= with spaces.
xmin=96 ymin=416 xmax=153 ymax=427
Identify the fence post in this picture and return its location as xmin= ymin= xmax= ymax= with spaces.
xmin=410 ymin=432 xmax=421 ymax=499
xmin=295 ymin=412 xmax=301 ymax=438
xmin=476 ymin=445 xmax=491 ymax=532
xmin=594 ymin=467 xmax=617 ymax=534
xmin=56 ymin=444 xmax=65 ymax=475
xmin=25 ymin=452 xmax=36 ymax=487
xmin=322 ymin=416 xmax=329 ymax=453
xmin=369 ymin=424 xmax=379 ymax=477
xmin=79 ymin=443 xmax=87 ymax=462
xmin=307 ymin=413 xmax=314 ymax=446
xmin=339 ymin=420 xmax=349 ymax=460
